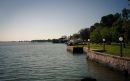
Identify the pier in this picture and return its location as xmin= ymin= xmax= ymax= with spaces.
xmin=67 ymin=46 xmax=83 ymax=53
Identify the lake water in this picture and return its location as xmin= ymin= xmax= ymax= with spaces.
xmin=0 ymin=42 xmax=129 ymax=81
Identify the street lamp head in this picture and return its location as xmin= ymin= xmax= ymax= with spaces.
xmin=88 ymin=39 xmax=90 ymax=42
xmin=119 ymin=37 xmax=123 ymax=41
xmin=103 ymin=38 xmax=106 ymax=42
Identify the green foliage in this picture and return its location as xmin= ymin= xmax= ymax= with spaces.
xmin=100 ymin=27 xmax=112 ymax=42
xmin=90 ymin=8 xmax=130 ymax=44
xmin=79 ymin=28 xmax=90 ymax=41
xmin=111 ymin=20 xmax=123 ymax=42
xmin=71 ymin=33 xmax=80 ymax=39
xmin=71 ymin=8 xmax=130 ymax=44
xmin=90 ymin=23 xmax=100 ymax=32
xmin=122 ymin=20 xmax=130 ymax=42
xmin=90 ymin=28 xmax=102 ymax=43
xmin=101 ymin=14 xmax=115 ymax=27
xmin=122 ymin=8 xmax=130 ymax=20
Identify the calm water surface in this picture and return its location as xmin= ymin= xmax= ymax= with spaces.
xmin=0 ymin=42 xmax=129 ymax=81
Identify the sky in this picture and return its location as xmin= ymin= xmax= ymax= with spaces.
xmin=0 ymin=0 xmax=129 ymax=41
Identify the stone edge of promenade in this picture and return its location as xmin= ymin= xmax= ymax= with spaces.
xmin=66 ymin=46 xmax=130 ymax=75
xmin=83 ymin=47 xmax=130 ymax=75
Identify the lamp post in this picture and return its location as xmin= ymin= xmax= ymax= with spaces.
xmin=88 ymin=39 xmax=90 ymax=50
xmin=119 ymin=37 xmax=123 ymax=57
xmin=102 ymin=38 xmax=106 ymax=51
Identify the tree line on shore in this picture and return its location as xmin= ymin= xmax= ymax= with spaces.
xmin=31 ymin=36 xmax=68 ymax=43
xmin=69 ymin=8 xmax=130 ymax=45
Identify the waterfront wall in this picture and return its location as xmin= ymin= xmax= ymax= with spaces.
xmin=83 ymin=47 xmax=130 ymax=74
xmin=67 ymin=46 xmax=83 ymax=53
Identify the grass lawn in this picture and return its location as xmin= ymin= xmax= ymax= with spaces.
xmin=84 ymin=43 xmax=130 ymax=57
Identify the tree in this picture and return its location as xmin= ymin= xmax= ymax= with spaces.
xmin=79 ymin=28 xmax=90 ymax=41
xmin=122 ymin=20 xmax=130 ymax=43
xmin=122 ymin=8 xmax=130 ymax=20
xmin=70 ymin=8 xmax=130 ymax=45
xmin=112 ymin=20 xmax=123 ymax=42
xmin=113 ymin=13 xmax=121 ymax=21
xmin=100 ymin=27 xmax=112 ymax=44
xmin=121 ymin=8 xmax=130 ymax=47
xmin=90 ymin=28 xmax=102 ymax=43
xmin=72 ymin=33 xmax=80 ymax=40
xmin=100 ymin=14 xmax=115 ymax=27
xmin=90 ymin=23 xmax=100 ymax=32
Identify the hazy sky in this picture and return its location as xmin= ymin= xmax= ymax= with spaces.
xmin=0 ymin=0 xmax=129 ymax=41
